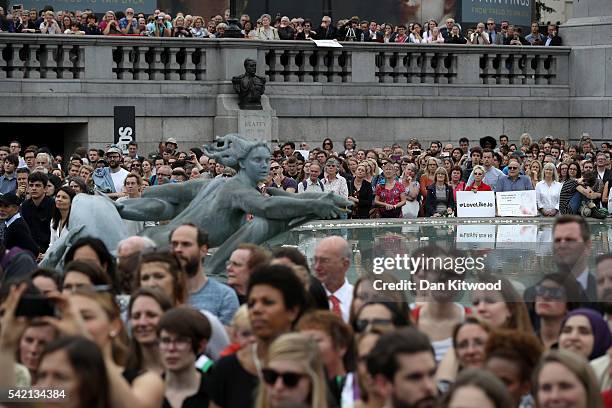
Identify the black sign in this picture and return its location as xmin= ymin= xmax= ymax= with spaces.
xmin=113 ymin=106 xmax=135 ymax=154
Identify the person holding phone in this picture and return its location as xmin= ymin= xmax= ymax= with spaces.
xmin=146 ymin=12 xmax=171 ymax=37
xmin=39 ymin=10 xmax=61 ymax=34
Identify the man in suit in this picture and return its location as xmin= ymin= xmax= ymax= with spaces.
xmin=595 ymin=151 xmax=612 ymax=186
xmin=439 ymin=17 xmax=455 ymax=39
xmin=552 ymin=215 xmax=596 ymax=300
xmin=365 ymin=20 xmax=381 ymax=42
xmin=545 ymin=24 xmax=562 ymax=46
xmin=524 ymin=215 xmax=596 ymax=327
xmin=485 ymin=18 xmax=503 ymax=45
xmin=0 ymin=193 xmax=40 ymax=257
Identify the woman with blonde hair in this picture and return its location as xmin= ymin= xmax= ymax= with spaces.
xmin=520 ymin=132 xmax=533 ymax=149
xmin=536 ymin=162 xmax=562 ymax=216
xmin=533 ymin=349 xmax=602 ymax=408
xmin=425 ymin=167 xmax=455 ymax=217
xmin=255 ymin=332 xmax=328 ymax=408
xmin=190 ymin=16 xmax=209 ymax=38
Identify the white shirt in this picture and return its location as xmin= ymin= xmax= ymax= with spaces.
xmin=324 ymin=279 xmax=354 ymax=323
xmin=576 ymin=268 xmax=590 ymax=292
xmin=49 ymin=220 xmax=68 ymax=247
xmin=536 ymin=180 xmax=562 ymax=211
xmin=297 ymin=178 xmax=324 ymax=193
xmin=110 ymin=168 xmax=130 ymax=194
xmin=323 ymin=175 xmax=348 ymax=198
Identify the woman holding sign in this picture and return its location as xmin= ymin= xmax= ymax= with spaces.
xmin=463 ymin=165 xmax=492 ymax=192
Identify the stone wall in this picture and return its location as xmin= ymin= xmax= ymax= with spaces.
xmin=0 ymin=34 xmax=607 ymax=154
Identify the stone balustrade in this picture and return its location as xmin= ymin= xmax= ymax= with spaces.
xmin=0 ymin=34 xmax=570 ymax=86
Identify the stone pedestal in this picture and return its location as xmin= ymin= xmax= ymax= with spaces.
xmin=214 ymin=94 xmax=278 ymax=143
xmin=562 ymin=0 xmax=612 ymax=45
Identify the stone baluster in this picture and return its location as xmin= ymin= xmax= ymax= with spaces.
xmin=40 ymin=44 xmax=58 ymax=79
xmin=75 ymin=46 xmax=85 ymax=79
xmin=0 ymin=43 xmax=6 ymax=79
xmin=286 ymin=49 xmax=299 ymax=82
xmin=194 ymin=48 xmax=206 ymax=80
xmin=432 ymin=53 xmax=444 ymax=84
xmin=377 ymin=52 xmax=390 ymax=83
xmin=149 ymin=47 xmax=164 ymax=80
xmin=534 ymin=54 xmax=547 ymax=85
xmin=395 ymin=53 xmax=408 ymax=84
xmin=498 ymin=53 xmax=511 ymax=85
xmin=524 ymin=54 xmax=536 ymax=85
xmin=25 ymin=45 xmax=41 ymax=79
xmin=58 ymin=45 xmax=73 ymax=79
xmin=342 ymin=51 xmax=352 ymax=82
xmin=421 ymin=52 xmax=435 ymax=84
xmin=272 ymin=50 xmax=285 ymax=83
xmin=328 ymin=51 xmax=344 ymax=83
xmin=183 ymin=47 xmax=196 ymax=80
xmin=133 ymin=47 xmax=148 ymax=80
xmin=480 ymin=53 xmax=495 ymax=84
xmin=10 ymin=44 xmax=26 ymax=79
xmin=117 ymin=47 xmax=134 ymax=80
xmin=165 ymin=47 xmax=181 ymax=80
xmin=300 ymin=50 xmax=313 ymax=83
xmin=312 ymin=50 xmax=326 ymax=82
xmin=405 ymin=52 xmax=418 ymax=83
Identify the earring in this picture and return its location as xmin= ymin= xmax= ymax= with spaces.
xmin=110 ymin=331 xmax=117 ymax=338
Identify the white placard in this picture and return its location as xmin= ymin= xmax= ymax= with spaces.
xmin=496 ymin=190 xmax=537 ymax=217
xmin=456 ymin=191 xmax=496 ymax=218
xmin=310 ymin=39 xmax=343 ymax=48
xmin=295 ymin=150 xmax=310 ymax=160
xmin=456 ymin=225 xmax=496 ymax=249
xmin=496 ymin=224 xmax=538 ymax=244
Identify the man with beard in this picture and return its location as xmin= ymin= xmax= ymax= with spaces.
xmin=170 ymin=224 xmax=238 ymax=325
xmin=596 ymin=253 xmax=612 ymax=331
xmin=92 ymin=146 xmax=129 ymax=199
xmin=367 ymin=327 xmax=438 ymax=408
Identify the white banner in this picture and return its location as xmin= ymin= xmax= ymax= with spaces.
xmin=456 ymin=191 xmax=496 ymax=218
xmin=310 ymin=39 xmax=343 ymax=48
xmin=496 ymin=190 xmax=537 ymax=217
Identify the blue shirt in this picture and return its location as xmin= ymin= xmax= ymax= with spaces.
xmin=0 ymin=173 xmax=17 ymax=194
xmin=466 ymin=166 xmax=506 ymax=191
xmin=496 ymin=175 xmax=533 ymax=192
xmin=188 ymin=277 xmax=239 ymax=325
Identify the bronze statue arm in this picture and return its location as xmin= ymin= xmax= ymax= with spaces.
xmin=233 ymin=189 xmax=349 ymax=220
xmin=142 ymin=178 xmax=207 ymax=202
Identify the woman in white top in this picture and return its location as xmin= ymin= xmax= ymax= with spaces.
xmin=536 ymin=162 xmax=562 ymax=216
xmin=409 ymin=22 xmax=425 ymax=43
xmin=424 ymin=26 xmax=445 ymax=44
xmin=49 ymin=186 xmax=76 ymax=247
xmin=253 ymin=13 xmax=279 ymax=40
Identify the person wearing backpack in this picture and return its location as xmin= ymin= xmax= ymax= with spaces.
xmin=298 ymin=163 xmax=325 ymax=193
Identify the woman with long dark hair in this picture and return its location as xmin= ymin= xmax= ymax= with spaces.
xmin=49 ymin=186 xmax=76 ymax=247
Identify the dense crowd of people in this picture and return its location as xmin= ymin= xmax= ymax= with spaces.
xmin=0 ymin=5 xmax=563 ymax=46
xmin=0 ymin=132 xmax=610 ymax=260
xmin=0 ymin=132 xmax=610 ymax=407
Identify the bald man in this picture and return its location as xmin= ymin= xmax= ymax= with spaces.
xmin=116 ymin=236 xmax=157 ymax=293
xmin=313 ymin=236 xmax=353 ymax=322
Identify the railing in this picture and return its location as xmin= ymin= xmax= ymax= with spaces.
xmin=0 ymin=34 xmax=571 ymax=86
